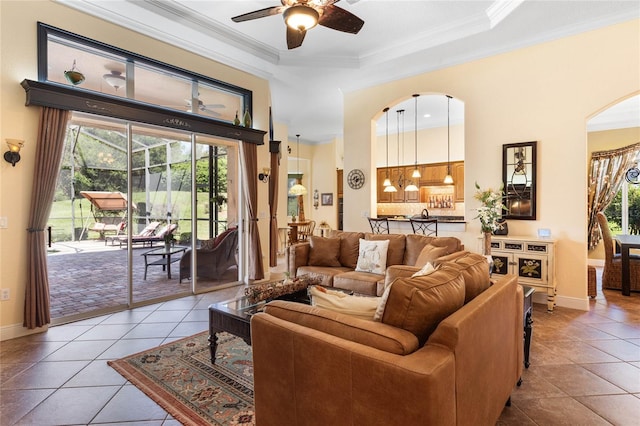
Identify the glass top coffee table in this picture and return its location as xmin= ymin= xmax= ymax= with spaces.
xmin=208 ymin=276 xmax=322 ymax=364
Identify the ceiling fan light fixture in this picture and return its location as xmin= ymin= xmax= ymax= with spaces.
xmin=103 ymin=70 xmax=126 ymax=91
xmin=284 ymin=5 xmax=319 ymax=31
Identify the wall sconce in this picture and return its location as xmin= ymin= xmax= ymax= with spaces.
xmin=258 ymin=167 xmax=271 ymax=183
xmin=313 ymin=189 xmax=319 ymax=209
xmin=4 ymin=139 xmax=24 ymax=167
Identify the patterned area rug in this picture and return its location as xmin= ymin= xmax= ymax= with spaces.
xmin=108 ymin=332 xmax=254 ymax=425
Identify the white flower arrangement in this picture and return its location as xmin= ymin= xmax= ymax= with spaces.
xmin=474 ymin=182 xmax=506 ymax=233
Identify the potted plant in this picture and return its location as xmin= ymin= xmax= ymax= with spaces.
xmin=164 ymin=232 xmax=175 ymax=250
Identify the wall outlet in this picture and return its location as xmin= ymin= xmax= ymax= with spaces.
xmin=0 ymin=289 xmax=9 ymax=301
xmin=0 ymin=217 xmax=7 ymax=229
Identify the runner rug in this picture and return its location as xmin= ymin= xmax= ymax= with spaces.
xmin=108 ymin=331 xmax=254 ymax=425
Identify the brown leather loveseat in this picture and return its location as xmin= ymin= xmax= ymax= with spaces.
xmin=288 ymin=230 xmax=464 ymax=296
xmin=251 ymin=251 xmax=523 ymax=425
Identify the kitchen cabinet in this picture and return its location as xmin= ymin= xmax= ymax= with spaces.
xmin=375 ymin=161 xmax=464 ymax=203
xmin=377 ymin=168 xmax=391 ymax=203
xmin=404 ymin=166 xmax=420 ymax=202
xmin=483 ymin=235 xmax=556 ymax=311
xmin=453 ymin=162 xmax=464 ymax=202
xmin=419 ymin=163 xmax=448 ymax=184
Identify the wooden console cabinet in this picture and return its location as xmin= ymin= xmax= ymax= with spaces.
xmin=482 ymin=235 xmax=556 ymax=311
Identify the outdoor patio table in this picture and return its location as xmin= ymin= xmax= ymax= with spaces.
xmin=142 ymin=245 xmax=187 ymax=280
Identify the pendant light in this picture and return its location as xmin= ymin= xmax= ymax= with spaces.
xmin=382 ymin=107 xmax=392 ymax=187
xmin=289 ymin=134 xmax=308 ymax=195
xmin=405 ymin=94 xmax=420 ymax=192
xmin=383 ymin=107 xmax=397 ymax=193
xmin=443 ymin=95 xmax=454 ymax=184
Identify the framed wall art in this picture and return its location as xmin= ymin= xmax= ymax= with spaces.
xmin=502 ymin=141 xmax=537 ymax=220
xmin=321 ymin=193 xmax=333 ymax=206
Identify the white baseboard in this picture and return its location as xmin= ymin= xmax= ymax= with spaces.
xmin=0 ymin=323 xmax=47 ymax=341
xmin=533 ymin=292 xmax=589 ymax=311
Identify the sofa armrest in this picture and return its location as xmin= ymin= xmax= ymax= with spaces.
xmin=251 ymin=311 xmax=456 ymax=426
xmin=287 ymin=242 xmax=310 ymax=275
xmin=427 ymin=274 xmax=520 ymax=426
xmin=262 ymin=300 xmax=419 ymax=355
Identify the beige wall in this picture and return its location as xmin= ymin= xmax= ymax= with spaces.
xmin=343 ymin=19 xmax=640 ymax=310
xmin=588 ymin=126 xmax=640 ymax=261
xmin=0 ymin=1 xmax=271 ymax=336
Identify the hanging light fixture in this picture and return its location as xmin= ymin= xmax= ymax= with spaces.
xmin=383 ymin=107 xmax=397 ymax=193
xmin=289 ymin=134 xmax=308 ymax=196
xmin=405 ymin=94 xmax=420 ymax=192
xmin=443 ymin=95 xmax=454 ymax=184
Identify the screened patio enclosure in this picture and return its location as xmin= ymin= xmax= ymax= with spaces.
xmin=47 ymin=112 xmax=240 ymax=322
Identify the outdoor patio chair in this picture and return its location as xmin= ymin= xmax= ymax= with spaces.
xmin=179 ymin=227 xmax=238 ymax=283
xmin=115 ymin=222 xmax=174 ymax=248
xmin=106 ymin=221 xmax=160 ymax=246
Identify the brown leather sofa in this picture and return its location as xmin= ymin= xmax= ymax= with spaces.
xmin=288 ymin=230 xmax=464 ymax=296
xmin=251 ymin=251 xmax=524 ymax=426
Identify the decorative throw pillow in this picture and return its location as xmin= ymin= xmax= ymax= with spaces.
xmin=414 ymin=244 xmax=450 ymax=268
xmin=355 ymin=238 xmax=389 ymax=275
xmin=309 ymin=285 xmax=381 ymax=321
xmin=213 ymin=227 xmax=237 ymax=248
xmin=200 ymin=238 xmax=216 ymax=250
xmin=308 ymin=236 xmax=341 ymax=267
xmin=411 ymin=262 xmax=438 ymax=277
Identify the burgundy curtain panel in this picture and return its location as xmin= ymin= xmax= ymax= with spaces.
xmin=241 ymin=142 xmax=265 ymax=280
xmin=268 ymin=141 xmax=280 ymax=267
xmin=24 ymin=107 xmax=70 ymax=329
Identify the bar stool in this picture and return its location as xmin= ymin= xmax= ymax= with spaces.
xmin=410 ymin=218 xmax=438 ymax=236
xmin=367 ymin=217 xmax=390 ymax=234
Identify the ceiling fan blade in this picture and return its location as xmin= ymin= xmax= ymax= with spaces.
xmin=286 ymin=26 xmax=307 ymax=49
xmin=232 ymin=6 xmax=285 ymax=23
xmin=318 ymin=4 xmax=364 ymax=34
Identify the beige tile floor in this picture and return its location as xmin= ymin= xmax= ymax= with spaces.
xmin=1 ymin=267 xmax=639 ymax=425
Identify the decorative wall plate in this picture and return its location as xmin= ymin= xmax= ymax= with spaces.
xmin=347 ymin=169 xmax=365 ymax=189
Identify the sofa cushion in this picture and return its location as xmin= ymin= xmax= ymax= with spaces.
xmin=296 ymin=266 xmax=353 ymax=287
xmin=333 ymin=270 xmax=384 ymax=296
xmin=435 ymin=251 xmax=491 ymax=304
xmin=381 ymin=268 xmax=465 ymax=345
xmin=308 ymin=236 xmax=341 ymax=267
xmin=414 ymin=244 xmax=450 ymax=268
xmin=308 ymin=286 xmax=381 ymax=321
xmin=373 ymin=263 xmax=438 ymax=321
xmin=329 ymin=230 xmax=364 ymax=269
xmin=365 ymin=233 xmax=406 ymax=266
xmin=355 ymin=239 xmax=389 ymax=274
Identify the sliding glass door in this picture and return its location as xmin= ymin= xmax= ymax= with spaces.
xmin=48 ymin=113 xmax=243 ymax=323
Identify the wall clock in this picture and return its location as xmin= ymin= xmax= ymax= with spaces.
xmin=347 ymin=169 xmax=365 ymax=189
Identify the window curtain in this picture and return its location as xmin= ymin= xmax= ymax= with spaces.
xmin=240 ymin=141 xmax=265 ymax=280
xmin=587 ymin=142 xmax=640 ymax=250
xmin=269 ymin=141 xmax=281 ymax=267
xmin=24 ymin=107 xmax=70 ymax=329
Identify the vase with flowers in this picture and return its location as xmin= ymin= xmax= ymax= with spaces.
xmin=474 ymin=182 xmax=506 ymax=257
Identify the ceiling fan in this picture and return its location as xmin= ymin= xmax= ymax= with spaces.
xmin=231 ymin=0 xmax=365 ymax=50
xmin=184 ymin=98 xmax=225 ymax=116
